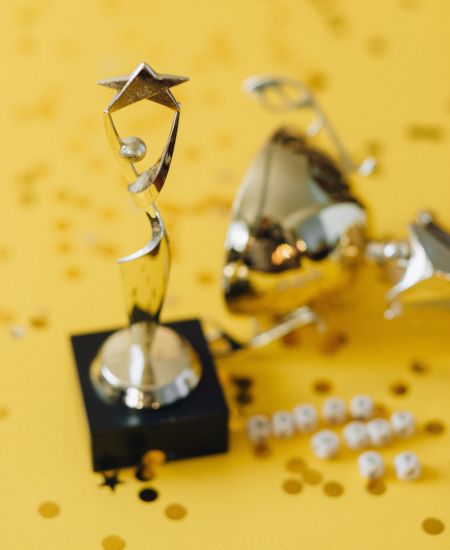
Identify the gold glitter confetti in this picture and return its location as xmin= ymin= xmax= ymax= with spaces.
xmin=282 ymin=478 xmax=303 ymax=495
xmin=286 ymin=457 xmax=307 ymax=473
xmin=373 ymin=403 xmax=389 ymax=418
xmin=366 ymin=35 xmax=389 ymax=57
xmin=390 ymin=381 xmax=409 ymax=396
xmin=102 ymin=535 xmax=126 ymax=550
xmin=196 ymin=271 xmax=214 ymax=285
xmin=253 ymin=441 xmax=271 ymax=458
xmin=165 ymin=504 xmax=187 ymax=520
xmin=319 ymin=331 xmax=348 ymax=354
xmin=64 ymin=266 xmax=82 ymax=280
xmin=406 ymin=125 xmax=443 ymax=141
xmin=422 ymin=518 xmax=445 ymax=535
xmin=323 ymin=481 xmax=344 ymax=497
xmin=366 ymin=479 xmax=386 ymax=495
xmin=29 ymin=315 xmax=48 ymax=329
xmin=313 ymin=379 xmax=333 ymax=394
xmin=410 ymin=360 xmax=428 ymax=374
xmin=302 ymin=469 xmax=323 ymax=485
xmin=424 ymin=420 xmax=445 ymax=435
xmin=38 ymin=502 xmax=60 ymax=518
xmin=0 ymin=406 xmax=10 ymax=419
xmin=54 ymin=219 xmax=72 ymax=232
xmin=141 ymin=449 xmax=166 ymax=466
xmin=56 ymin=241 xmax=73 ymax=254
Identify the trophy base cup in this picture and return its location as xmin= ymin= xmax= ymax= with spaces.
xmin=71 ymin=319 xmax=229 ymax=471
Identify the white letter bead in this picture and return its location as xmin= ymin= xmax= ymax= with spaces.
xmin=350 ymin=394 xmax=374 ymax=420
xmin=394 ymin=452 xmax=421 ymax=480
xmin=358 ymin=451 xmax=384 ymax=479
xmin=311 ymin=429 xmax=340 ymax=459
xmin=367 ymin=418 xmax=392 ymax=446
xmin=391 ymin=411 xmax=415 ymax=437
xmin=343 ymin=421 xmax=369 ymax=450
xmin=247 ymin=414 xmax=271 ymax=443
xmin=322 ymin=397 xmax=346 ymax=425
xmin=292 ymin=404 xmax=318 ymax=433
xmin=272 ymin=410 xmax=295 ymax=438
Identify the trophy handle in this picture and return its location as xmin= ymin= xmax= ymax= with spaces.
xmin=206 ymin=306 xmax=325 ymax=358
xmin=243 ymin=75 xmax=376 ymax=176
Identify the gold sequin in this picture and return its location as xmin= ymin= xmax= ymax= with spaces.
xmin=424 ymin=420 xmax=445 ymax=435
xmin=286 ymin=457 xmax=306 ymax=473
xmin=406 ymin=125 xmax=443 ymax=141
xmin=302 ymin=469 xmax=323 ymax=485
xmin=422 ymin=518 xmax=445 ymax=535
xmin=410 ymin=360 xmax=428 ymax=374
xmin=64 ymin=266 xmax=82 ymax=280
xmin=323 ymin=481 xmax=344 ymax=497
xmin=366 ymin=35 xmax=389 ymax=57
xmin=390 ymin=381 xmax=409 ymax=396
xmin=319 ymin=331 xmax=348 ymax=354
xmin=282 ymin=478 xmax=303 ymax=495
xmin=313 ymin=379 xmax=333 ymax=394
xmin=366 ymin=479 xmax=386 ymax=495
xmin=253 ymin=441 xmax=271 ymax=458
xmin=29 ymin=315 xmax=48 ymax=329
xmin=141 ymin=449 xmax=166 ymax=466
xmin=102 ymin=535 xmax=126 ymax=550
xmin=38 ymin=502 xmax=60 ymax=518
xmin=165 ymin=504 xmax=187 ymax=520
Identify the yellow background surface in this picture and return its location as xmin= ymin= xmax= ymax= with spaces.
xmin=0 ymin=0 xmax=449 ymax=548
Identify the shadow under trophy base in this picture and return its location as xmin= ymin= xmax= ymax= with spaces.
xmin=71 ymin=62 xmax=228 ymax=472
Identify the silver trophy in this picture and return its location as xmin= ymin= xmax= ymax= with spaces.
xmin=72 ymin=62 xmax=228 ymax=472
xmin=210 ymin=75 xmax=449 ymax=354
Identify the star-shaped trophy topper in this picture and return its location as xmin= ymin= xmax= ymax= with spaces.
xmin=98 ymin=62 xmax=188 ymax=113
xmin=386 ymin=211 xmax=450 ymax=316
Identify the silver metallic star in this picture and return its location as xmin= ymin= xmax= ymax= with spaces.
xmin=98 ymin=62 xmax=188 ymax=113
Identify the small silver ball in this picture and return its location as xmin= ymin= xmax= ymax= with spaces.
xmin=119 ymin=136 xmax=147 ymax=162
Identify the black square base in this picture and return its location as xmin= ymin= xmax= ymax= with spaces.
xmin=71 ymin=319 xmax=229 ymax=471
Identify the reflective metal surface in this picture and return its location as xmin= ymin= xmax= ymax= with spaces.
xmin=91 ymin=62 xmax=200 ymax=409
xmin=367 ymin=212 xmax=450 ymax=318
xmin=223 ymin=77 xmax=371 ymax=329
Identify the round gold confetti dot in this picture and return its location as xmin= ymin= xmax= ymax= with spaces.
xmin=102 ymin=535 xmax=126 ymax=550
xmin=29 ymin=315 xmax=48 ymax=329
xmin=366 ymin=35 xmax=389 ymax=57
xmin=141 ymin=449 xmax=166 ymax=466
xmin=422 ymin=518 xmax=445 ymax=535
xmin=0 ymin=406 xmax=10 ymax=419
xmin=366 ymin=479 xmax=386 ymax=495
xmin=313 ymin=379 xmax=332 ymax=394
xmin=56 ymin=241 xmax=73 ymax=254
xmin=411 ymin=360 xmax=428 ymax=374
xmin=424 ymin=420 xmax=445 ymax=435
xmin=323 ymin=481 xmax=344 ymax=497
xmin=253 ymin=441 xmax=271 ymax=458
xmin=282 ymin=478 xmax=303 ymax=495
xmin=319 ymin=331 xmax=348 ymax=354
xmin=54 ymin=219 xmax=71 ymax=231
xmin=64 ymin=266 xmax=82 ymax=280
xmin=165 ymin=504 xmax=187 ymax=520
xmin=390 ymin=381 xmax=409 ymax=396
xmin=373 ymin=403 xmax=389 ymax=418
xmin=302 ymin=469 xmax=323 ymax=485
xmin=286 ymin=457 xmax=306 ymax=473
xmin=38 ymin=501 xmax=60 ymax=518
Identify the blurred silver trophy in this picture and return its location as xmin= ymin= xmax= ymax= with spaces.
xmin=209 ymin=75 xmax=449 ymax=355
